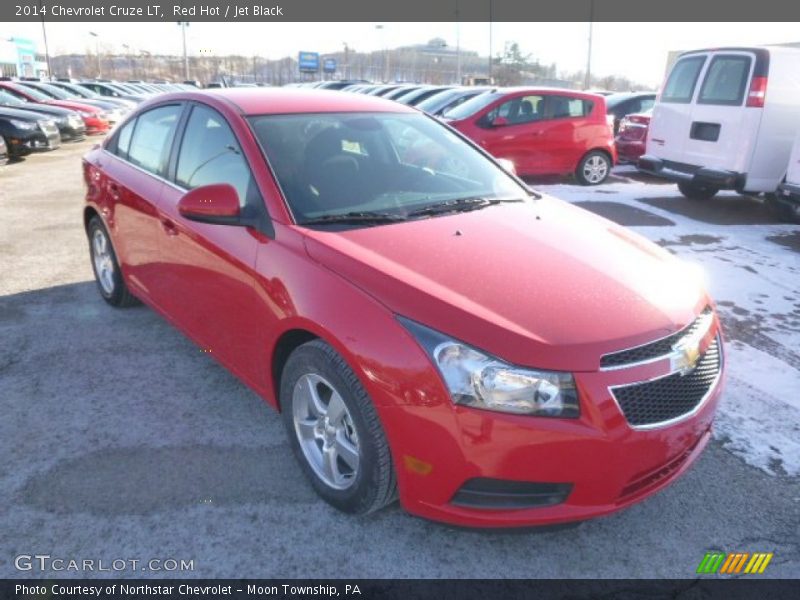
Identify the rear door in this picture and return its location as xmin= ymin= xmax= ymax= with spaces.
xmin=681 ymin=51 xmax=761 ymax=173
xmin=101 ymin=104 xmax=184 ymax=303
xmin=647 ymin=53 xmax=708 ymax=161
xmin=538 ymin=94 xmax=598 ymax=173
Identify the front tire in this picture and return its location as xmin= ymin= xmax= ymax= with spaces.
xmin=677 ymin=181 xmax=718 ymax=201
xmin=87 ymin=216 xmax=138 ymax=307
xmin=280 ymin=340 xmax=397 ymax=514
xmin=765 ymin=192 xmax=800 ymax=224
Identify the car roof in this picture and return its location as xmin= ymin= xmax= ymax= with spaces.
xmin=166 ymin=88 xmax=419 ymax=115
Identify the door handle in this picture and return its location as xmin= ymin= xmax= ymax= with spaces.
xmin=161 ymin=218 xmax=179 ymax=236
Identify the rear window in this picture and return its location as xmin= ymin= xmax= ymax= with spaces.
xmin=548 ymin=96 xmax=593 ymax=118
xmin=661 ymin=56 xmax=706 ymax=103
xmin=698 ymin=55 xmax=752 ymax=106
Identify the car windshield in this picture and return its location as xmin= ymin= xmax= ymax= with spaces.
xmin=442 ymin=91 xmax=502 ymax=120
xmin=605 ymin=93 xmax=633 ymax=109
xmin=61 ymin=84 xmax=95 ymax=98
xmin=12 ymin=84 xmax=50 ymax=101
xmin=249 ymin=112 xmax=528 ymax=226
xmin=0 ymin=90 xmax=26 ymax=106
xmin=36 ymin=84 xmax=72 ymax=100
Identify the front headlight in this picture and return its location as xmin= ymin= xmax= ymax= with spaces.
xmin=10 ymin=119 xmax=36 ymax=130
xmin=399 ymin=317 xmax=579 ymax=417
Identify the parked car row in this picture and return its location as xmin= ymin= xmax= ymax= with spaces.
xmin=294 ymin=81 xmax=639 ymax=185
xmin=637 ymin=45 xmax=800 ymax=223
xmin=0 ymin=78 xmax=195 ymax=164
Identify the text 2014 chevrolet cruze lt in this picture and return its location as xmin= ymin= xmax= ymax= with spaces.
xmin=82 ymin=89 xmax=724 ymax=527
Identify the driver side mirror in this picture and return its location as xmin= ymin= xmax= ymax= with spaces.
xmin=492 ymin=116 xmax=509 ymax=127
xmin=178 ymin=183 xmax=241 ymax=226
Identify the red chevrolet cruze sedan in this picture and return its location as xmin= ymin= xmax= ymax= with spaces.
xmin=83 ymin=89 xmax=724 ymax=527
xmin=443 ymin=88 xmax=617 ymax=185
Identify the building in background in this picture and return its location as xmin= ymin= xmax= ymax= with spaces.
xmin=0 ymin=36 xmax=48 ymax=78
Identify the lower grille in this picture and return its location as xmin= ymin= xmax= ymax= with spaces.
xmin=451 ymin=478 xmax=572 ymax=510
xmin=612 ymin=336 xmax=722 ymax=428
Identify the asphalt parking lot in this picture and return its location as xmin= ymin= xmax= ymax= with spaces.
xmin=0 ymin=141 xmax=798 ymax=579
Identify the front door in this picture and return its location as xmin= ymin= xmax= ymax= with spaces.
xmin=155 ymin=103 xmax=267 ymax=385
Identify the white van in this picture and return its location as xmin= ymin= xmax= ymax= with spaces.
xmin=639 ymin=46 xmax=800 ymax=201
xmin=772 ymin=129 xmax=800 ymax=223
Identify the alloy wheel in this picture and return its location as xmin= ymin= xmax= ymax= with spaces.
xmin=92 ymin=228 xmax=115 ymax=295
xmin=292 ymin=373 xmax=361 ymax=490
xmin=582 ymin=155 xmax=609 ymax=184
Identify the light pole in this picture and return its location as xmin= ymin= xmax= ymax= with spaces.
xmin=89 ymin=31 xmax=100 ymax=77
xmin=178 ymin=21 xmax=190 ymax=81
xmin=584 ymin=0 xmax=594 ymax=90
xmin=375 ymin=24 xmax=388 ymax=82
xmin=122 ymin=43 xmax=133 ymax=78
xmin=455 ymin=0 xmax=461 ymax=84
xmin=342 ymin=42 xmax=350 ymax=80
xmin=488 ymin=0 xmax=493 ymax=82
xmin=38 ymin=0 xmax=52 ymax=78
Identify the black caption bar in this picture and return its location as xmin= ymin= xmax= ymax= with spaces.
xmin=2 ymin=580 xmax=800 ymax=600
xmin=4 ymin=0 xmax=800 ymax=22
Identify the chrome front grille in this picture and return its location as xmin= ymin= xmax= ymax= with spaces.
xmin=600 ymin=307 xmax=714 ymax=370
xmin=611 ymin=335 xmax=722 ymax=428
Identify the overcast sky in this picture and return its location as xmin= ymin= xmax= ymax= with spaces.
xmin=4 ymin=21 xmax=799 ymax=86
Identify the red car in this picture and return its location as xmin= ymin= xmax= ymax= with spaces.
xmin=0 ymin=81 xmax=109 ymax=135
xmin=616 ymin=111 xmax=652 ymax=164
xmin=83 ymin=89 xmax=724 ymax=528
xmin=443 ymin=88 xmax=617 ymax=185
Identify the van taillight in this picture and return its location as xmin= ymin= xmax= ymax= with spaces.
xmin=746 ymin=76 xmax=768 ymax=108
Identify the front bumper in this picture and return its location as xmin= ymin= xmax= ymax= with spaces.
xmin=5 ymin=129 xmax=59 ymax=156
xmin=376 ymin=323 xmax=725 ymax=527
xmin=58 ymin=123 xmax=86 ymax=142
xmin=638 ymin=155 xmax=745 ymax=191
xmin=83 ymin=117 xmax=110 ymax=135
xmin=777 ymin=181 xmax=800 ymax=205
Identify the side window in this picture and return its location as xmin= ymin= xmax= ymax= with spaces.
xmin=112 ymin=118 xmax=135 ymax=159
xmin=698 ymin=55 xmax=752 ymax=106
xmin=127 ymin=104 xmax=182 ymax=176
xmin=175 ymin=104 xmax=253 ymax=207
xmin=639 ymin=97 xmax=655 ymax=112
xmin=485 ymin=95 xmax=544 ymax=125
xmin=661 ymin=56 xmax=706 ymax=103
xmin=547 ymin=96 xmax=593 ymax=119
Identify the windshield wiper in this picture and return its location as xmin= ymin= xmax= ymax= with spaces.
xmin=406 ymin=196 xmax=524 ymax=217
xmin=300 ymin=211 xmax=408 ymax=226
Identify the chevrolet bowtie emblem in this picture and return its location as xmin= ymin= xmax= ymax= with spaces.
xmin=669 ymin=311 xmax=714 ymax=376
xmin=671 ymin=339 xmax=702 ymax=375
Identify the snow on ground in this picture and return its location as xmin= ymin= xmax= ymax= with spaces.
xmin=535 ymin=169 xmax=800 ymax=477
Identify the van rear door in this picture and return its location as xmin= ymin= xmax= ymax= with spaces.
xmin=681 ymin=50 xmax=763 ymax=174
xmin=647 ymin=53 xmax=707 ymax=162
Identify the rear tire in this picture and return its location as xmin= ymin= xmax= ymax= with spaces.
xmin=677 ymin=181 xmax=718 ymax=201
xmin=575 ymin=150 xmax=611 ymax=186
xmin=87 ymin=216 xmax=139 ymax=307
xmin=765 ymin=192 xmax=800 ymax=224
xmin=280 ymin=339 xmax=397 ymax=515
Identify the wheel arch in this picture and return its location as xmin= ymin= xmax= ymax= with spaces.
xmin=271 ymin=327 xmax=320 ymax=409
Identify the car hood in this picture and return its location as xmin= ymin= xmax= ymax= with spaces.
xmin=46 ymin=100 xmax=99 ymax=114
xmin=302 ymin=196 xmax=708 ymax=371
xmin=0 ymin=103 xmax=73 ymax=117
xmin=0 ymin=106 xmax=45 ymax=121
